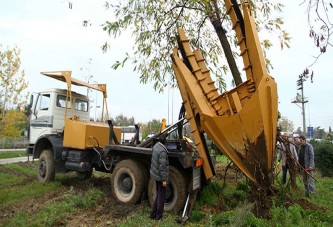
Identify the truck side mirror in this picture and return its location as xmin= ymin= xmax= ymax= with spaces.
xmin=30 ymin=93 xmax=40 ymax=117
xmin=25 ymin=95 xmax=33 ymax=117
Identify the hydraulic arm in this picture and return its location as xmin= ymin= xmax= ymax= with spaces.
xmin=171 ymin=1 xmax=278 ymax=186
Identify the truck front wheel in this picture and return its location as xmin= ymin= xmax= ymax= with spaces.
xmin=111 ymin=159 xmax=144 ymax=204
xmin=38 ymin=149 xmax=55 ymax=182
xmin=148 ymin=166 xmax=187 ymax=213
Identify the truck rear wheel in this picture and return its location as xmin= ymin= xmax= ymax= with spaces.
xmin=148 ymin=166 xmax=187 ymax=213
xmin=38 ymin=149 xmax=55 ymax=182
xmin=111 ymin=159 xmax=144 ymax=204
xmin=136 ymin=162 xmax=149 ymax=197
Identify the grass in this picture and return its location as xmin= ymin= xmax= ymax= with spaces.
xmin=0 ymin=162 xmax=61 ymax=207
xmin=0 ymin=180 xmax=61 ymax=207
xmin=4 ymin=162 xmax=37 ymax=176
xmin=1 ymin=161 xmax=103 ymax=227
xmin=314 ymin=176 xmax=333 ymax=210
xmin=0 ymin=158 xmax=332 ymax=226
xmin=116 ymin=207 xmax=183 ymax=227
xmin=215 ymin=154 xmax=230 ymax=163
xmin=0 ymin=150 xmax=27 ymax=159
xmin=0 ymin=173 xmax=23 ymax=186
xmin=6 ymin=188 xmax=103 ymax=227
xmin=119 ymin=172 xmax=333 ymax=227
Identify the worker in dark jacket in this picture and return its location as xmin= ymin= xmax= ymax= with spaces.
xmin=150 ymin=133 xmax=169 ymax=220
xmin=299 ymin=135 xmax=316 ymax=197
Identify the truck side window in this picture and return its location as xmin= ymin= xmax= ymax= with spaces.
xmin=40 ymin=94 xmax=50 ymax=110
xmin=75 ymin=99 xmax=88 ymax=112
xmin=56 ymin=95 xmax=70 ymax=108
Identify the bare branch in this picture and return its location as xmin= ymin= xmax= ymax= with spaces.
xmin=304 ymin=0 xmax=333 ymax=66
xmin=195 ymin=15 xmax=209 ymax=45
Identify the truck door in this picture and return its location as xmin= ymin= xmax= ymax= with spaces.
xmin=29 ymin=93 xmax=53 ymax=143
xmin=53 ymin=94 xmax=70 ymax=131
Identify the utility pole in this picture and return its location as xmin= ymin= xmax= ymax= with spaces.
xmin=292 ymin=69 xmax=310 ymax=135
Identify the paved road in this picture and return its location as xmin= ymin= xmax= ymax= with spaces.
xmin=0 ymin=148 xmax=26 ymax=152
xmin=0 ymin=155 xmax=36 ymax=165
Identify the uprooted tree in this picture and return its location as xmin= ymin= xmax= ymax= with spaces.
xmin=95 ymin=0 xmax=290 ymax=92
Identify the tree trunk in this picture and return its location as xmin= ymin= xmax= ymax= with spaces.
xmin=209 ymin=16 xmax=243 ymax=86
xmin=288 ymin=158 xmax=298 ymax=190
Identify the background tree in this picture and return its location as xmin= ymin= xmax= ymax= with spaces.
xmin=140 ymin=123 xmax=149 ymax=139
xmin=140 ymin=119 xmax=165 ymax=139
xmin=314 ymin=126 xmax=326 ymax=139
xmin=278 ymin=116 xmax=294 ymax=132
xmin=111 ymin=114 xmax=135 ymax=126
xmin=99 ymin=0 xmax=289 ymax=92
xmin=0 ymin=45 xmax=29 ymax=136
xmin=313 ymin=142 xmax=333 ymax=177
xmin=147 ymin=119 xmax=164 ymax=135
xmin=1 ymin=109 xmax=26 ymax=137
xmin=296 ymin=127 xmax=303 ymax=135
xmin=326 ymin=132 xmax=333 ymax=143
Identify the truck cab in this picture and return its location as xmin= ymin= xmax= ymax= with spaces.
xmin=27 ymin=88 xmax=90 ymax=153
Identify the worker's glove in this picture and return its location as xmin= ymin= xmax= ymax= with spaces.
xmin=276 ymin=161 xmax=280 ymax=169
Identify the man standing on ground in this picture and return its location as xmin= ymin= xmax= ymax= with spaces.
xmin=299 ymin=135 xmax=316 ymax=197
xmin=150 ymin=133 xmax=169 ymax=220
xmin=278 ymin=133 xmax=298 ymax=187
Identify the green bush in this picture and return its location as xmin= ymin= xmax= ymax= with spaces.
xmin=236 ymin=178 xmax=250 ymax=193
xmin=313 ymin=142 xmax=333 ymax=177
xmin=244 ymin=212 xmax=269 ymax=227
xmin=198 ymin=181 xmax=222 ymax=205
xmin=190 ymin=210 xmax=205 ymax=223
xmin=212 ymin=210 xmax=235 ymax=225
xmin=222 ymin=187 xmax=247 ymax=208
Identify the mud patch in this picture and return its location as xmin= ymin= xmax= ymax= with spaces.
xmin=214 ymin=162 xmax=243 ymax=186
xmin=65 ymin=201 xmax=146 ymax=226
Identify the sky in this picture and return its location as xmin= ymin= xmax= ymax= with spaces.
xmin=0 ymin=0 xmax=332 ymax=132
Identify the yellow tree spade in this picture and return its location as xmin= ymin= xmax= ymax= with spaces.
xmin=0 ymin=45 xmax=29 ymax=136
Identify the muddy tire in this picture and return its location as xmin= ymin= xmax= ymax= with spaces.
xmin=136 ymin=162 xmax=149 ymax=193
xmin=111 ymin=159 xmax=144 ymax=204
xmin=38 ymin=149 xmax=55 ymax=182
xmin=76 ymin=169 xmax=93 ymax=181
xmin=148 ymin=166 xmax=187 ymax=213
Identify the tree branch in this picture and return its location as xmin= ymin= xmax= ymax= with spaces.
xmin=162 ymin=1 xmax=205 ymax=33
xmin=195 ymin=16 xmax=209 ymax=45
xmin=163 ymin=0 xmax=204 ymax=17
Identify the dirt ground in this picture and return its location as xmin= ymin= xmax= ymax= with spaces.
xmin=0 ymin=163 xmax=145 ymax=226
xmin=0 ymin=161 xmax=325 ymax=226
